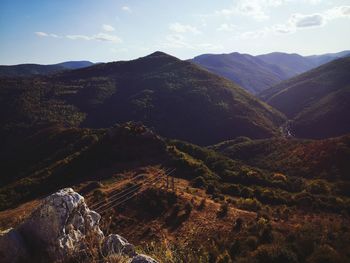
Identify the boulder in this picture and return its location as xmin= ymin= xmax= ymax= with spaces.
xmin=102 ymin=234 xmax=136 ymax=257
xmin=0 ymin=188 xmax=159 ymax=263
xmin=0 ymin=228 xmax=30 ymax=263
xmin=131 ymin=254 xmax=159 ymax=263
xmin=18 ymin=188 xmax=104 ymax=262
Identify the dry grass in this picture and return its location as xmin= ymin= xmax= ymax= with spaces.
xmin=2 ymin=166 xmax=350 ymax=262
xmin=0 ymin=199 xmax=41 ymax=229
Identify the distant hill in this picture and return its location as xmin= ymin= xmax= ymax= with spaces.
xmin=256 ymin=52 xmax=315 ymax=77
xmin=191 ymin=52 xmax=287 ymax=94
xmin=0 ymin=51 xmax=285 ymax=145
xmin=306 ymin=50 xmax=350 ymax=65
xmin=0 ymin=60 xmax=94 ymax=77
xmin=55 ymin=61 xmax=94 ymax=69
xmin=210 ymin=135 xmax=350 ymax=181
xmin=257 ymin=50 xmax=350 ymax=77
xmin=191 ymin=50 xmax=350 ymax=94
xmin=260 ymin=57 xmax=350 ymax=139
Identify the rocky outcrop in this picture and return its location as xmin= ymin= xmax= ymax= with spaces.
xmin=0 ymin=188 xmax=158 ymax=263
xmin=102 ymin=234 xmax=136 ymax=257
xmin=19 ymin=188 xmax=104 ymax=262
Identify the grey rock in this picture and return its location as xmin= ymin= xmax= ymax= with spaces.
xmin=102 ymin=234 xmax=136 ymax=257
xmin=0 ymin=188 xmax=159 ymax=263
xmin=19 ymin=188 xmax=104 ymax=262
xmin=0 ymin=228 xmax=30 ymax=263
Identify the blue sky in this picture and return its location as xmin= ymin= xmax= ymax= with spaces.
xmin=0 ymin=0 xmax=349 ymax=64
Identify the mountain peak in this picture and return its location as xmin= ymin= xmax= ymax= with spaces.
xmin=146 ymin=51 xmax=173 ymax=58
xmin=136 ymin=51 xmax=180 ymax=65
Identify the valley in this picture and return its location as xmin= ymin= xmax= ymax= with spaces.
xmin=0 ymin=50 xmax=349 ymax=263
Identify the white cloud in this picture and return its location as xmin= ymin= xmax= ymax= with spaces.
xmin=160 ymin=34 xmax=223 ymax=52
xmin=122 ymin=6 xmax=131 ymax=12
xmin=284 ymin=5 xmax=350 ymax=30
xmin=290 ymin=13 xmax=324 ymax=27
xmin=35 ymin=32 xmax=61 ymax=38
xmin=236 ymin=1 xmax=269 ymax=20
xmin=35 ymin=31 xmax=49 ymax=37
xmin=92 ymin=33 xmax=122 ymax=43
xmin=65 ymin=33 xmax=122 ymax=43
xmin=66 ymin=34 xmax=91 ymax=40
xmin=271 ymin=24 xmax=295 ymax=34
xmin=162 ymin=34 xmax=194 ymax=49
xmin=36 ymin=24 xmax=122 ymax=43
xmin=325 ymin=5 xmax=350 ymax=19
xmin=239 ymin=4 xmax=350 ymax=39
xmin=169 ymin=22 xmax=201 ymax=34
xmin=102 ymin=24 xmax=115 ymax=32
xmin=306 ymin=0 xmax=323 ymax=4
xmin=217 ymin=23 xmax=237 ymax=32
xmin=215 ymin=8 xmax=235 ymax=17
xmin=215 ymin=0 xmax=286 ymax=20
xmin=49 ymin=33 xmax=59 ymax=38
xmin=240 ymin=28 xmax=269 ymax=39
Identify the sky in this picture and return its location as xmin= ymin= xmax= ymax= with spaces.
xmin=0 ymin=0 xmax=349 ymax=65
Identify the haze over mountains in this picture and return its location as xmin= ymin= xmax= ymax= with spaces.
xmin=191 ymin=50 xmax=350 ymax=94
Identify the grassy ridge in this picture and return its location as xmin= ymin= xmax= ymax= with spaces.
xmin=210 ymin=135 xmax=350 ymax=181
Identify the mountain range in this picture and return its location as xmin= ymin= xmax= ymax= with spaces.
xmin=0 ymin=61 xmax=94 ymax=77
xmin=1 ymin=50 xmax=349 ymax=141
xmin=0 ymin=51 xmax=285 ymax=145
xmin=191 ymin=50 xmax=350 ymax=94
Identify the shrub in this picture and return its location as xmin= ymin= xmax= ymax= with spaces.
xmin=206 ymin=184 xmax=216 ymax=194
xmin=236 ymin=198 xmax=262 ymax=212
xmin=216 ymin=250 xmax=232 ymax=263
xmin=222 ymin=184 xmax=241 ymax=196
xmin=233 ymin=218 xmax=244 ymax=232
xmin=245 ymin=236 xmax=258 ymax=250
xmin=229 ymin=240 xmax=241 ymax=258
xmin=184 ymin=201 xmax=193 ymax=216
xmin=191 ymin=176 xmax=206 ymax=188
xmin=198 ymin=198 xmax=206 ymax=210
xmin=165 ymin=204 xmax=181 ymax=226
xmin=259 ymin=226 xmax=274 ymax=243
xmin=253 ymin=245 xmax=298 ymax=263
xmin=92 ymin=189 xmax=105 ymax=201
xmin=306 ymin=245 xmax=341 ymax=263
xmin=294 ymin=192 xmax=313 ymax=208
xmin=273 ymin=173 xmax=287 ymax=182
xmin=307 ymin=180 xmax=330 ymax=195
xmin=241 ymin=187 xmax=253 ymax=198
xmin=165 ymin=191 xmax=178 ymax=205
xmin=80 ymin=181 xmax=103 ymax=195
xmin=217 ymin=202 xmax=229 ymax=218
